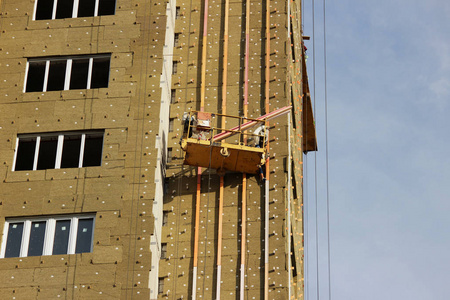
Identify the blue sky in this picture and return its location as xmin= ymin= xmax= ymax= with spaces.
xmin=303 ymin=1 xmax=450 ymax=299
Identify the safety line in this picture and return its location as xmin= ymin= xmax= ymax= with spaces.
xmin=323 ymin=0 xmax=332 ymax=299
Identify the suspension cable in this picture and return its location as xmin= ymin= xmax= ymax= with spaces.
xmin=323 ymin=0 xmax=332 ymax=299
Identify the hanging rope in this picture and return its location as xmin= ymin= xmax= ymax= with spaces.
xmin=323 ymin=0 xmax=332 ymax=299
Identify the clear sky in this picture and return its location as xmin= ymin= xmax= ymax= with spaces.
xmin=302 ymin=0 xmax=450 ymax=299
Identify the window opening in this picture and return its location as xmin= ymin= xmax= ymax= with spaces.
xmin=13 ymin=130 xmax=104 ymax=171
xmin=174 ymin=33 xmax=180 ymax=47
xmin=4 ymin=223 xmax=24 ymax=258
xmin=82 ymin=133 xmax=104 ymax=167
xmin=56 ymin=0 xmax=75 ymax=19
xmin=35 ymin=0 xmax=54 ymax=20
xmin=77 ymin=0 xmax=96 ymax=18
xmin=1 ymin=215 xmax=95 ymax=258
xmin=158 ymin=278 xmax=164 ymax=294
xmin=53 ymin=220 xmax=71 ymax=255
xmin=28 ymin=221 xmax=46 ymax=257
xmin=70 ymin=58 xmax=90 ymax=89
xmin=15 ymin=138 xmax=36 ymax=171
xmin=90 ymin=57 xmax=110 ymax=89
xmin=98 ymin=0 xmax=116 ymax=15
xmin=167 ymin=148 xmax=173 ymax=163
xmin=61 ymin=135 xmax=82 ymax=168
xmin=34 ymin=0 xmax=116 ymax=20
xmin=75 ymin=218 xmax=94 ymax=253
xmin=171 ymin=89 xmax=176 ymax=104
xmin=26 ymin=61 xmax=46 ymax=92
xmin=169 ymin=118 xmax=174 ymax=132
xmin=25 ymin=55 xmax=110 ymax=93
xmin=162 ymin=211 xmax=168 ymax=226
xmin=36 ymin=135 xmax=58 ymax=170
xmin=161 ymin=243 xmax=167 ymax=259
xmin=175 ymin=6 xmax=181 ymax=19
xmin=172 ymin=61 xmax=178 ymax=75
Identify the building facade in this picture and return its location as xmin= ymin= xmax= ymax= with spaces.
xmin=0 ymin=0 xmax=314 ymax=299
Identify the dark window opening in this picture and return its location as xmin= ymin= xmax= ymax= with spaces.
xmin=75 ymin=218 xmax=94 ymax=253
xmin=36 ymin=136 xmax=58 ymax=170
xmin=5 ymin=223 xmax=24 ymax=258
xmin=172 ymin=61 xmax=178 ymax=75
xmin=158 ymin=278 xmax=164 ymax=294
xmin=35 ymin=0 xmax=54 ymax=20
xmin=175 ymin=6 xmax=181 ymax=19
xmin=28 ymin=221 xmax=46 ymax=257
xmin=171 ymin=89 xmax=176 ymax=104
xmin=15 ymin=139 xmax=36 ymax=171
xmin=70 ymin=59 xmax=89 ymax=90
xmin=290 ymin=19 xmax=296 ymax=62
xmin=47 ymin=60 xmax=67 ymax=91
xmin=91 ymin=57 xmax=110 ymax=88
xmin=98 ymin=0 xmax=116 ymax=16
xmin=26 ymin=61 xmax=46 ymax=92
xmin=162 ymin=211 xmax=168 ymax=226
xmin=55 ymin=0 xmax=75 ymax=19
xmin=35 ymin=0 xmax=116 ymax=20
xmin=83 ymin=134 xmax=103 ymax=167
xmin=169 ymin=118 xmax=174 ymax=132
xmin=167 ymin=148 xmax=173 ymax=163
xmin=160 ymin=243 xmax=167 ymax=259
xmin=174 ymin=33 xmax=180 ymax=47
xmin=14 ymin=131 xmax=103 ymax=171
xmin=77 ymin=0 xmax=96 ymax=18
xmin=291 ymin=234 xmax=297 ymax=277
xmin=53 ymin=220 xmax=71 ymax=255
xmin=61 ymin=135 xmax=82 ymax=168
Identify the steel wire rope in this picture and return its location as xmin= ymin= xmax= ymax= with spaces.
xmin=323 ymin=0 xmax=332 ymax=299
xmin=311 ymin=0 xmax=321 ymax=299
xmin=200 ymin=130 xmax=214 ymax=297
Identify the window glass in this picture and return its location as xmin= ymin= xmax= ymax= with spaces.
xmin=37 ymin=136 xmax=58 ymax=170
xmin=53 ymin=220 xmax=71 ymax=255
xmin=47 ymin=60 xmax=67 ymax=91
xmin=75 ymin=218 xmax=94 ymax=253
xmin=78 ymin=0 xmax=96 ymax=18
xmin=5 ymin=223 xmax=24 ymax=258
xmin=26 ymin=61 xmax=46 ymax=92
xmin=35 ymin=0 xmax=54 ymax=20
xmin=83 ymin=134 xmax=103 ymax=167
xmin=15 ymin=138 xmax=36 ymax=171
xmin=61 ymin=135 xmax=82 ymax=168
xmin=70 ymin=59 xmax=89 ymax=89
xmin=28 ymin=221 xmax=46 ymax=257
xmin=90 ymin=57 xmax=110 ymax=88
xmin=98 ymin=0 xmax=116 ymax=16
xmin=56 ymin=0 xmax=75 ymax=19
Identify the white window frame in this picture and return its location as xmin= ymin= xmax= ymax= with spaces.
xmin=12 ymin=130 xmax=104 ymax=172
xmin=0 ymin=214 xmax=95 ymax=258
xmin=33 ymin=0 xmax=116 ymax=21
xmin=23 ymin=54 xmax=111 ymax=93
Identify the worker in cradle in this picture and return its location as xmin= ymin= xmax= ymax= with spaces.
xmin=253 ymin=125 xmax=268 ymax=148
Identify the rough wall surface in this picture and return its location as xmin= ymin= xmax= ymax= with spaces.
xmin=0 ymin=0 xmax=309 ymax=299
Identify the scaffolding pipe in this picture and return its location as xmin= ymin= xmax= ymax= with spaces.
xmin=211 ymin=106 xmax=291 ymax=143
xmin=264 ymin=0 xmax=271 ymax=297
xmin=193 ymin=0 xmax=209 ymax=298
xmin=240 ymin=0 xmax=250 ymax=297
xmin=216 ymin=176 xmax=225 ymax=300
xmin=216 ymin=0 xmax=229 ymax=298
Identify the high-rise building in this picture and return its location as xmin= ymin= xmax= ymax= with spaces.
xmin=0 ymin=0 xmax=315 ymax=299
